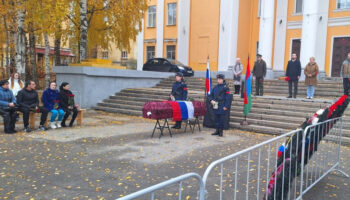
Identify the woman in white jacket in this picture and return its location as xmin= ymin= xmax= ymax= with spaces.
xmin=8 ymin=72 xmax=24 ymax=97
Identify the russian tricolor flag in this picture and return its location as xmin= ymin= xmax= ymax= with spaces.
xmin=169 ymin=101 xmax=194 ymax=121
xmin=206 ymin=57 xmax=212 ymax=96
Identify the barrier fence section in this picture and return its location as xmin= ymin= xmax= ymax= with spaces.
xmin=202 ymin=129 xmax=305 ymax=200
xmin=117 ymin=173 xmax=205 ymax=200
xmin=298 ymin=117 xmax=349 ymax=199
xmin=117 ymin=117 xmax=348 ymax=200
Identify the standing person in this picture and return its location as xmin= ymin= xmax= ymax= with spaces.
xmin=209 ymin=74 xmax=230 ymax=137
xmin=341 ymin=52 xmax=350 ymax=95
xmin=42 ymin=82 xmax=65 ymax=129
xmin=17 ymin=81 xmax=49 ymax=132
xmin=230 ymin=58 xmax=243 ymax=94
xmin=8 ymin=72 xmax=24 ymax=97
xmin=59 ymin=82 xmax=79 ymax=127
xmin=252 ymin=54 xmax=267 ymax=96
xmin=304 ymin=57 xmax=319 ymax=99
xmin=0 ymin=80 xmax=17 ymax=134
xmin=286 ymin=53 xmax=302 ymax=98
xmin=169 ymin=72 xmax=188 ymax=129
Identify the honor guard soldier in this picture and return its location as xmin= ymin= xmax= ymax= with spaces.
xmin=209 ymin=74 xmax=230 ymax=137
xmin=170 ymin=72 xmax=188 ymax=129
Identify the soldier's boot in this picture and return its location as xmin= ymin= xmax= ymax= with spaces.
xmin=172 ymin=121 xmax=181 ymax=129
xmin=171 ymin=121 xmax=178 ymax=128
xmin=219 ymin=129 xmax=223 ymax=137
xmin=211 ymin=129 xmax=220 ymax=135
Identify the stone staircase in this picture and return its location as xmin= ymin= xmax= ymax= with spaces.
xmin=94 ymin=77 xmax=350 ymax=145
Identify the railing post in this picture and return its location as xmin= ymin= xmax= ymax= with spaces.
xmin=299 ymin=127 xmax=308 ymax=200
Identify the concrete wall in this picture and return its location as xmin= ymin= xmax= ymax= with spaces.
xmin=53 ymin=67 xmax=173 ymax=108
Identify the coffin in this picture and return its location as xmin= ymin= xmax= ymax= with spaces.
xmin=142 ymin=101 xmax=206 ymax=120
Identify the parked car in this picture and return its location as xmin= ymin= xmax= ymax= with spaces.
xmin=143 ymin=58 xmax=194 ymax=76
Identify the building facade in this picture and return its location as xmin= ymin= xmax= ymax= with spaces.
xmin=137 ymin=0 xmax=350 ymax=78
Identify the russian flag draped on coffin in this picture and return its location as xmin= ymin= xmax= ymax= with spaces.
xmin=142 ymin=101 xmax=206 ymax=120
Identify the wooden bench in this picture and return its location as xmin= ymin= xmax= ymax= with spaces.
xmin=29 ymin=109 xmax=86 ymax=129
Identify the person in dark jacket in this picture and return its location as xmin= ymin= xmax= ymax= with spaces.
xmin=170 ymin=72 xmax=188 ymax=129
xmin=17 ymin=81 xmax=49 ymax=132
xmin=252 ymin=54 xmax=267 ymax=96
xmin=42 ymin=82 xmax=65 ymax=129
xmin=0 ymin=80 xmax=17 ymax=134
xmin=286 ymin=53 xmax=302 ymax=98
xmin=341 ymin=52 xmax=350 ymax=95
xmin=208 ymin=74 xmax=230 ymax=137
xmin=59 ymin=82 xmax=79 ymax=127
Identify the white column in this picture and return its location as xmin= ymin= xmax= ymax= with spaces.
xmin=156 ymin=0 xmax=165 ymax=58
xmin=258 ymin=0 xmax=275 ymax=71
xmin=314 ymin=0 xmax=329 ymax=77
xmin=137 ymin=20 xmax=144 ymax=71
xmin=272 ymin=0 xmax=288 ymax=76
xmin=300 ymin=0 xmax=319 ymax=79
xmin=218 ymin=0 xmax=239 ymax=71
xmin=177 ymin=0 xmax=191 ymax=65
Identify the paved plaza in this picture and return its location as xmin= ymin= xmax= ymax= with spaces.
xmin=0 ymin=111 xmax=349 ymax=200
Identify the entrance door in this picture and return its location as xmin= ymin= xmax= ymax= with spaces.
xmin=331 ymin=37 xmax=350 ymax=77
xmin=291 ymin=39 xmax=301 ymax=59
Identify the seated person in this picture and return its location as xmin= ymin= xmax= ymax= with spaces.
xmin=59 ymin=82 xmax=79 ymax=127
xmin=42 ymin=82 xmax=65 ymax=129
xmin=0 ymin=80 xmax=17 ymax=134
xmin=17 ymin=81 xmax=49 ymax=132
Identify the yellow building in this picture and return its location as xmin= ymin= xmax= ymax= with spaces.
xmin=137 ymin=0 xmax=350 ymax=78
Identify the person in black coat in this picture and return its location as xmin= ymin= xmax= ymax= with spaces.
xmin=208 ymin=74 xmax=230 ymax=137
xmin=170 ymin=72 xmax=188 ymax=129
xmin=17 ymin=81 xmax=49 ymax=132
xmin=285 ymin=53 xmax=302 ymax=98
xmin=59 ymin=82 xmax=79 ymax=127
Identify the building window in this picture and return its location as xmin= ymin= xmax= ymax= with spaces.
xmin=147 ymin=6 xmax=156 ymax=27
xmin=295 ymin=0 xmax=303 ymax=13
xmin=258 ymin=0 xmax=262 ymax=17
xmin=147 ymin=46 xmax=155 ymax=60
xmin=102 ymin=51 xmax=108 ymax=59
xmin=167 ymin=3 xmax=177 ymax=25
xmin=121 ymin=51 xmax=128 ymax=60
xmin=337 ymin=0 xmax=350 ymax=9
xmin=291 ymin=39 xmax=301 ymax=59
xmin=166 ymin=45 xmax=176 ymax=60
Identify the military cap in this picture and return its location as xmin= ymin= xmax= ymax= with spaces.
xmin=216 ymin=74 xmax=225 ymax=79
xmin=176 ymin=72 xmax=184 ymax=77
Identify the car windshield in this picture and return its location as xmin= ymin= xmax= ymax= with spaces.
xmin=168 ymin=59 xmax=185 ymax=67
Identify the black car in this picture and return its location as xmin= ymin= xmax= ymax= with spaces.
xmin=143 ymin=58 xmax=194 ymax=76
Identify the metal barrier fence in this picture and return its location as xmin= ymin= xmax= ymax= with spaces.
xmin=298 ymin=117 xmax=349 ymax=199
xmin=202 ymin=128 xmax=305 ymax=200
xmin=117 ymin=117 xmax=348 ymax=200
xmin=117 ymin=173 xmax=205 ymax=200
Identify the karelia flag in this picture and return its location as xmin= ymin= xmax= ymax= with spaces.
xmin=205 ymin=56 xmax=212 ymax=96
xmin=244 ymin=57 xmax=252 ymax=116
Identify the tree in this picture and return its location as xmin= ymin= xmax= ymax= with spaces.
xmin=67 ymin=0 xmax=148 ymax=62
xmin=80 ymin=0 xmax=88 ymax=61
xmin=14 ymin=0 xmax=26 ymax=80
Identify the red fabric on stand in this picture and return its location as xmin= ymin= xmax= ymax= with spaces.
xmin=142 ymin=101 xmax=173 ymax=119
